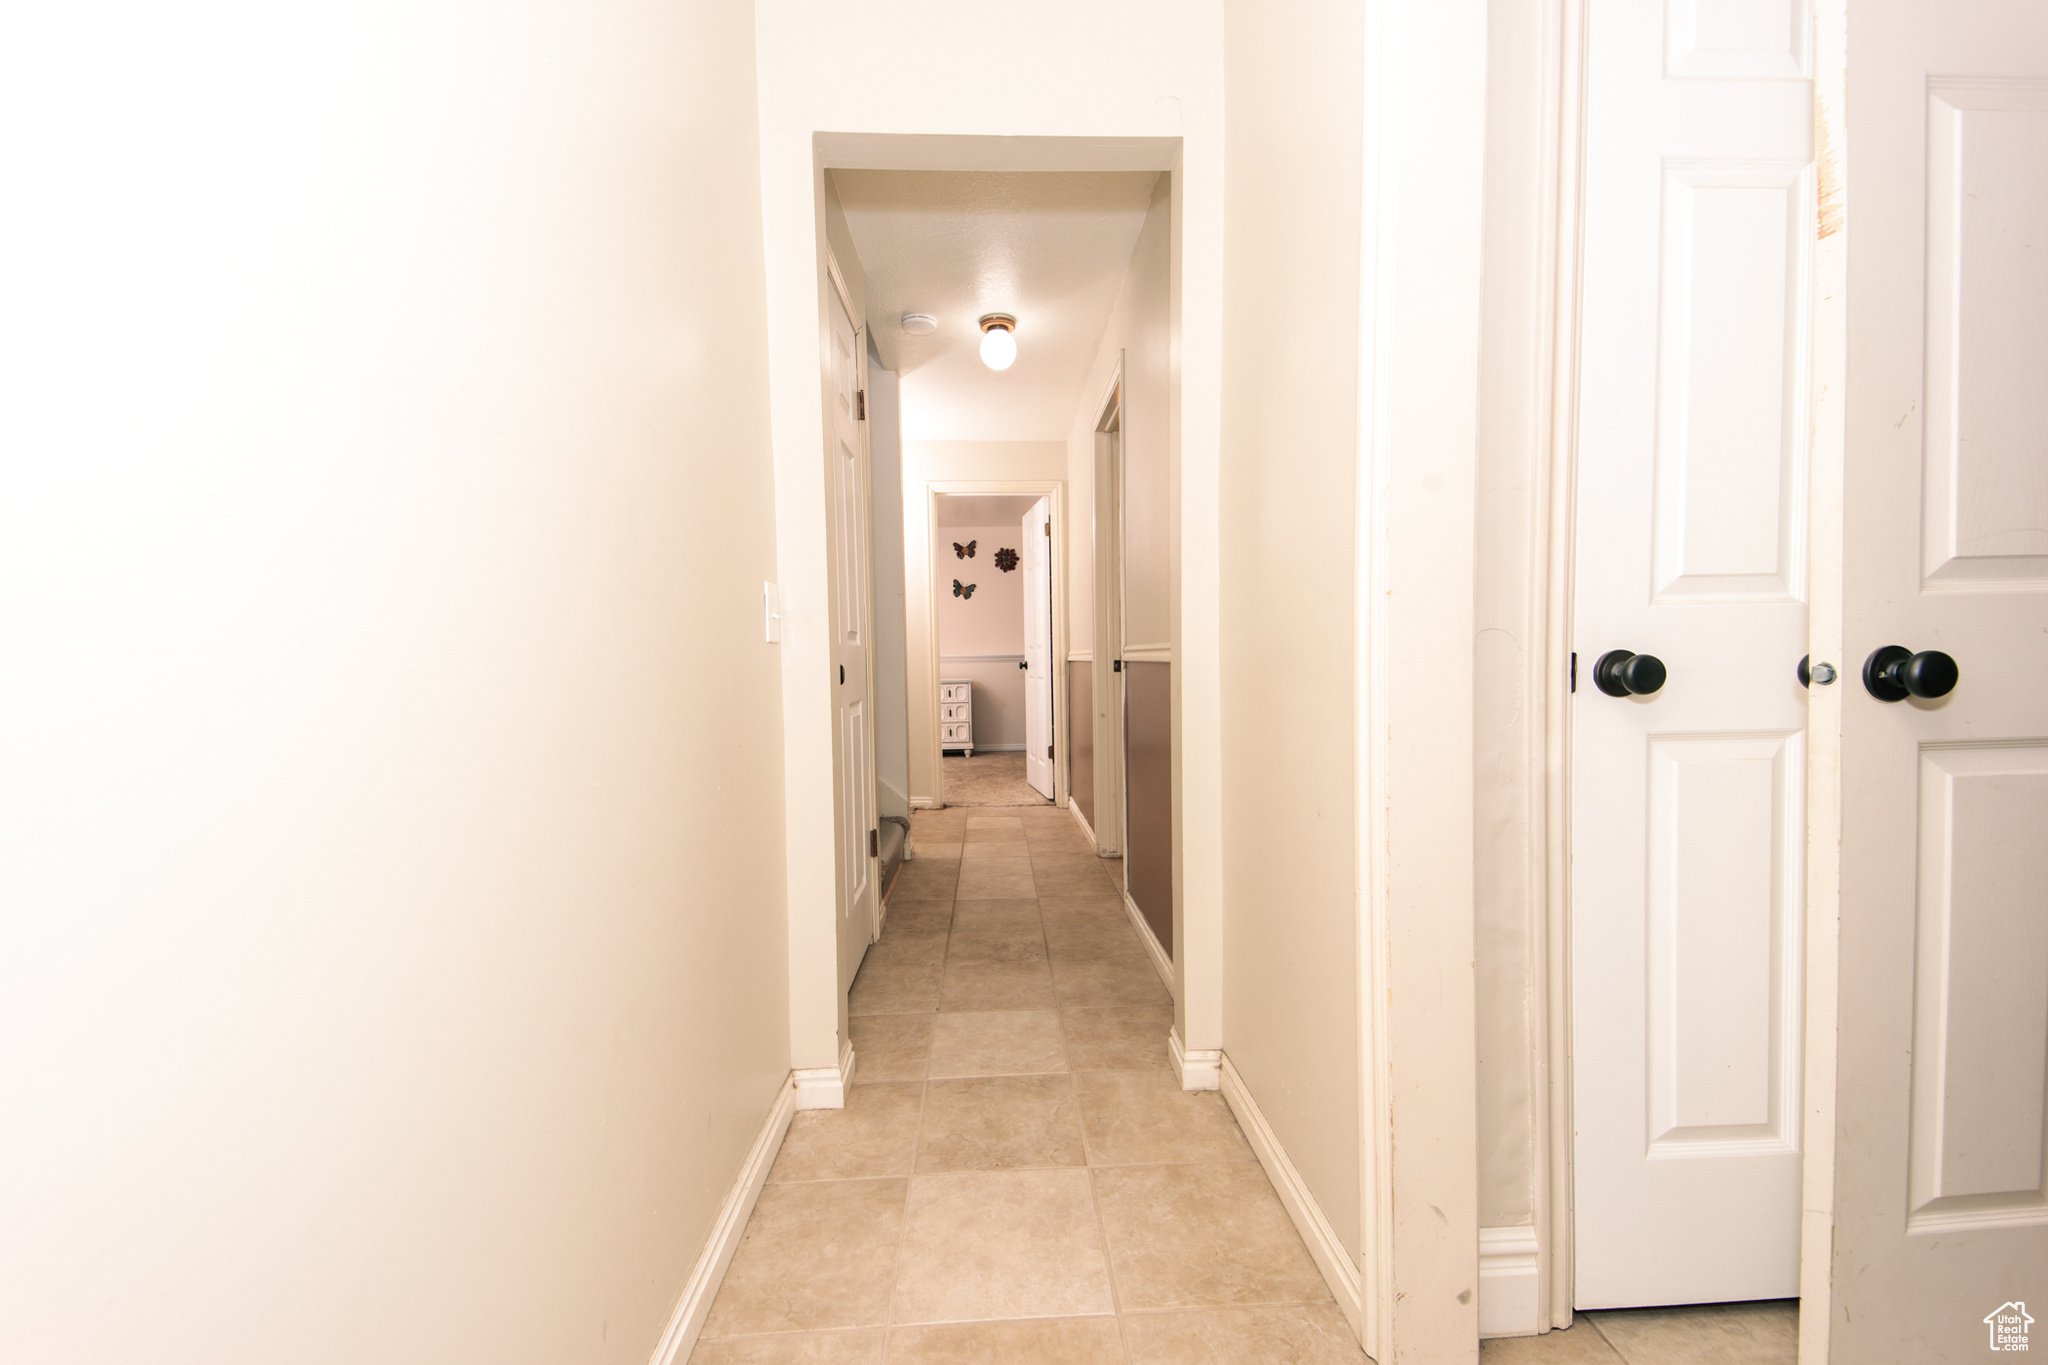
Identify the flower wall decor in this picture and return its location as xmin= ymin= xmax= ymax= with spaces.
xmin=993 ymin=546 xmax=1019 ymax=573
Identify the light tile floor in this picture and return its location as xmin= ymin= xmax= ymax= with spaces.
xmin=693 ymin=804 xmax=1362 ymax=1364
xmin=1481 ymin=1301 xmax=1797 ymax=1364
xmin=939 ymin=751 xmax=1051 ymax=807
xmin=694 ymin=803 xmax=1801 ymax=1365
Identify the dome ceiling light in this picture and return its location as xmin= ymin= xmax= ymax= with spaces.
xmin=900 ymin=313 xmax=938 ymax=335
xmin=978 ymin=314 xmax=1018 ymax=371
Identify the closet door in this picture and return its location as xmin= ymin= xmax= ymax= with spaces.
xmin=1824 ymin=1 xmax=2048 ymax=1356
xmin=1570 ymin=0 xmax=1814 ymax=1308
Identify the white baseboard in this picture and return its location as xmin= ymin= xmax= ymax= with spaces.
xmin=1479 ymin=1226 xmax=1541 ymax=1338
xmin=1169 ymin=1028 xmax=1221 ymax=1092
xmin=1067 ymin=799 xmax=1097 ymax=849
xmin=1219 ymin=1054 xmax=1364 ymax=1345
xmin=877 ymin=776 xmax=909 ymax=821
xmin=1121 ymin=890 xmax=1177 ymax=999
xmin=910 ymin=797 xmax=942 ymax=809
xmin=792 ymin=1039 xmax=855 ymax=1111
xmin=646 ymin=1074 xmax=798 ymax=1365
xmin=944 ymin=742 xmax=1026 ymax=752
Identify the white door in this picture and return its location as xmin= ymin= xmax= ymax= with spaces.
xmin=1570 ymin=0 xmax=1814 ymax=1308
xmin=827 ymin=286 xmax=877 ymax=982
xmin=1022 ymin=497 xmax=1054 ymax=800
xmin=1825 ymin=1 xmax=2048 ymax=1356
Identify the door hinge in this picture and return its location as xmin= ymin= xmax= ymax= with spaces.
xmin=1113 ymin=659 xmax=1122 ymax=672
xmin=868 ymin=828 xmax=878 ymax=858
xmin=839 ymin=664 xmax=845 ymax=685
xmin=1043 ymin=521 xmax=1050 ymax=537
xmin=855 ymin=389 xmax=866 ymax=420
xmin=1570 ymin=652 xmax=1577 ymax=693
xmin=1047 ymin=744 xmax=1054 ymax=759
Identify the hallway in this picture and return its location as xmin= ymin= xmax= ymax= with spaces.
xmin=938 ymin=752 xmax=1052 ymax=808
xmin=691 ymin=805 xmax=1363 ymax=1363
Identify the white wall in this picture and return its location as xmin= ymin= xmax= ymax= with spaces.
xmin=869 ymin=346 xmax=911 ymax=819
xmin=1217 ymin=0 xmax=1367 ymax=1261
xmin=902 ymin=443 xmax=1068 ymax=799
xmin=1217 ymin=0 xmax=1490 ymax=1355
xmin=1471 ymin=0 xmax=1554 ymax=1240
xmin=0 ymin=3 xmax=790 ymax=1361
xmin=936 ymin=527 xmax=1027 ymax=656
xmin=1068 ymin=177 xmax=1174 ymax=653
xmin=1063 ymin=170 xmax=1179 ymax=963
xmin=936 ymin=525 xmax=1029 ymax=750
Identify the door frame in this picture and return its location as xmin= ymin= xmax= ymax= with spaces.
xmin=1791 ymin=3 xmax=1846 ymax=1356
xmin=1471 ymin=0 xmax=1590 ymax=1330
xmin=921 ymin=479 xmax=1069 ymax=810
xmin=1090 ymin=361 xmax=1127 ymax=859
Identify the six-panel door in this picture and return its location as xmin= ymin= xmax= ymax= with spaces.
xmin=1831 ymin=5 xmax=2048 ymax=1355
xmin=1571 ymin=0 xmax=1815 ymax=1308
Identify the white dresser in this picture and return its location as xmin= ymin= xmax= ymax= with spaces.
xmin=939 ymin=679 xmax=974 ymax=756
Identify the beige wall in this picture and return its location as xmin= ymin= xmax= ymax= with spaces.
xmin=1068 ymin=176 xmax=1174 ymax=653
xmin=1471 ymin=0 xmax=1554 ymax=1236
xmin=937 ymin=524 xmax=1029 ymax=751
xmin=1217 ymin=0 xmax=1367 ymax=1261
xmin=0 ymin=4 xmax=790 ymax=1361
xmin=869 ymin=352 xmax=912 ymax=820
xmin=901 ymin=442 xmax=1069 ymax=803
xmin=935 ymin=527 xmax=1026 ymax=657
xmin=1066 ymin=175 xmax=1176 ymax=952
xmin=824 ymin=175 xmax=868 ymax=322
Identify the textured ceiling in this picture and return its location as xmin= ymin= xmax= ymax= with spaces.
xmin=832 ymin=169 xmax=1160 ymax=441
xmin=935 ymin=493 xmax=1043 ymax=529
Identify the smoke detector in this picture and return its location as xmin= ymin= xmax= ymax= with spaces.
xmin=900 ymin=313 xmax=938 ymax=335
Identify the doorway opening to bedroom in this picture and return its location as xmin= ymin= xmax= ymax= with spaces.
xmin=931 ymin=490 xmax=1057 ymax=807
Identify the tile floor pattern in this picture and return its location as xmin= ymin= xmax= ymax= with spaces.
xmin=939 ymin=751 xmax=1052 ymax=807
xmin=694 ymin=803 xmax=1801 ymax=1365
xmin=1480 ymin=1301 xmax=1797 ymax=1365
xmin=692 ymin=804 xmax=1363 ymax=1364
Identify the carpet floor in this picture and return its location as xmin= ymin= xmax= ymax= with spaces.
xmin=941 ymin=751 xmax=1050 ymax=807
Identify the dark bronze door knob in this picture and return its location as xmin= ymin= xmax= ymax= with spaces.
xmin=1594 ymin=650 xmax=1666 ymax=697
xmin=1862 ymin=646 xmax=1958 ymax=701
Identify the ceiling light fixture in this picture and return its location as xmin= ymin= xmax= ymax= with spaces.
xmin=978 ymin=314 xmax=1017 ymax=371
xmin=900 ymin=313 xmax=937 ymax=335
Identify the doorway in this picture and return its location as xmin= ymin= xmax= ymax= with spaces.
xmin=924 ymin=482 xmax=1068 ymax=811
xmin=1084 ymin=364 xmax=1172 ymax=989
xmin=1080 ymin=376 xmax=1124 ymax=859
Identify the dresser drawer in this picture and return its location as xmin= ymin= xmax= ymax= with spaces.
xmin=941 ymin=722 xmax=972 ymax=744
xmin=940 ymin=682 xmax=970 ymax=704
xmin=941 ymin=702 xmax=969 ymax=723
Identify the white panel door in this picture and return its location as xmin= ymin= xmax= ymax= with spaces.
xmin=1022 ymin=497 xmax=1054 ymax=800
xmin=1828 ymin=2 xmax=2048 ymax=1356
xmin=827 ymin=288 xmax=876 ymax=985
xmin=1571 ymin=0 xmax=1815 ymax=1308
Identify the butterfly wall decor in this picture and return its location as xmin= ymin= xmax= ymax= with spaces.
xmin=952 ymin=579 xmax=976 ymax=600
xmin=993 ymin=547 xmax=1019 ymax=573
xmin=953 ymin=540 xmax=976 ymax=559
